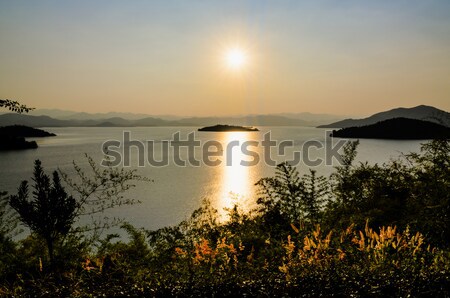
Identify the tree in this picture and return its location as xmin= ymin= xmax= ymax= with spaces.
xmin=300 ymin=169 xmax=328 ymax=225
xmin=0 ymin=98 xmax=35 ymax=275
xmin=9 ymin=160 xmax=78 ymax=267
xmin=0 ymin=97 xmax=33 ymax=238
xmin=8 ymin=156 xmax=149 ymax=270
xmin=256 ymin=162 xmax=303 ymax=225
xmin=255 ymin=162 xmax=328 ymax=227
xmin=405 ymin=139 xmax=450 ymax=246
xmin=330 ymin=140 xmax=359 ymax=207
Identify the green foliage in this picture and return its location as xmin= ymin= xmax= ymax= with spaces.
xmin=5 ymin=155 xmax=148 ymax=274
xmin=256 ymin=162 xmax=328 ymax=228
xmin=326 ymin=161 xmax=411 ymax=230
xmin=404 ymin=139 xmax=450 ymax=246
xmin=325 ymin=139 xmax=450 ymax=246
xmin=94 ymin=223 xmax=151 ymax=275
xmin=330 ymin=140 xmax=360 ymax=206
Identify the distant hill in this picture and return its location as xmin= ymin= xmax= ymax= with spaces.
xmin=331 ymin=118 xmax=450 ymax=140
xmin=22 ymin=109 xmax=346 ymax=126
xmin=0 ymin=114 xmax=178 ymax=127
xmin=176 ymin=115 xmax=312 ymax=127
xmin=273 ymin=112 xmax=348 ymax=123
xmin=60 ymin=112 xmax=184 ymax=121
xmin=319 ymin=105 xmax=450 ymax=128
xmin=23 ymin=109 xmax=184 ymax=121
xmin=0 ymin=114 xmax=70 ymax=127
xmin=27 ymin=108 xmax=78 ymax=118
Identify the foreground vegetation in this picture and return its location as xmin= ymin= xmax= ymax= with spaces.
xmin=0 ymin=139 xmax=449 ymax=297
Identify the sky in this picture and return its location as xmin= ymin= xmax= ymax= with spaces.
xmin=1 ymin=0 xmax=449 ymax=117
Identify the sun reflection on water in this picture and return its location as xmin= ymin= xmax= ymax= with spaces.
xmin=218 ymin=131 xmax=253 ymax=219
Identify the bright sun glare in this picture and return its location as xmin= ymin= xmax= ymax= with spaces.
xmin=225 ymin=47 xmax=247 ymax=70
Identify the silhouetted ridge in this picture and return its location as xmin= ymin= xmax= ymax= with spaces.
xmin=0 ymin=125 xmax=56 ymax=137
xmin=319 ymin=105 xmax=450 ymax=128
xmin=331 ymin=118 xmax=450 ymax=139
xmin=0 ymin=125 xmax=55 ymax=150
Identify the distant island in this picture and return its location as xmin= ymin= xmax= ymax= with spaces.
xmin=0 ymin=125 xmax=56 ymax=150
xmin=331 ymin=118 xmax=450 ymax=140
xmin=198 ymin=124 xmax=259 ymax=132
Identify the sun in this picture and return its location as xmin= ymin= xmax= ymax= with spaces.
xmin=224 ymin=47 xmax=247 ymax=70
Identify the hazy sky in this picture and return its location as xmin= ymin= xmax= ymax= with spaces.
xmin=1 ymin=1 xmax=449 ymax=116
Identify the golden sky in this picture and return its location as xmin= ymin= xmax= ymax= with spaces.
xmin=1 ymin=1 xmax=449 ymax=116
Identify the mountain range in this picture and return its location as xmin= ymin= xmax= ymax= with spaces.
xmin=26 ymin=109 xmax=185 ymax=121
xmin=0 ymin=113 xmax=330 ymax=128
xmin=21 ymin=109 xmax=345 ymax=123
xmin=1 ymin=105 xmax=448 ymax=128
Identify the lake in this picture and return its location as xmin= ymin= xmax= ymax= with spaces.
xmin=0 ymin=127 xmax=424 ymax=232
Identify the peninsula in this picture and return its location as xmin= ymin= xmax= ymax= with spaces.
xmin=331 ymin=118 xmax=450 ymax=140
xmin=0 ymin=125 xmax=56 ymax=137
xmin=0 ymin=125 xmax=56 ymax=150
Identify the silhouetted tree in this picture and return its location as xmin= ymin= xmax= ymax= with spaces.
xmin=405 ymin=139 xmax=450 ymax=246
xmin=256 ymin=162 xmax=328 ymax=228
xmin=330 ymin=140 xmax=359 ymax=207
xmin=9 ymin=160 xmax=78 ymax=267
xmin=8 ymin=156 xmax=148 ymax=269
xmin=300 ymin=169 xmax=328 ymax=225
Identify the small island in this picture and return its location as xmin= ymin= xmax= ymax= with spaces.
xmin=331 ymin=118 xmax=450 ymax=140
xmin=0 ymin=125 xmax=56 ymax=150
xmin=198 ymin=124 xmax=259 ymax=132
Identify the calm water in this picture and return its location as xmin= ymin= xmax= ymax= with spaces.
xmin=0 ymin=127 xmax=424 ymax=231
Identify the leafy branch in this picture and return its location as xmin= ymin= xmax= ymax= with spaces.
xmin=0 ymin=99 xmax=34 ymax=114
xmin=60 ymin=154 xmax=152 ymax=236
